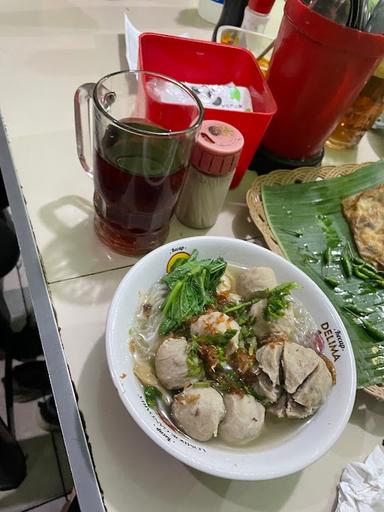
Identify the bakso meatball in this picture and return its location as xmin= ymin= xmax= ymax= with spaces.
xmin=216 ymin=273 xmax=242 ymax=303
xmin=255 ymin=341 xmax=334 ymax=419
xmin=292 ymin=357 xmax=333 ymax=411
xmin=252 ymin=340 xmax=284 ymax=403
xmin=155 ymin=337 xmax=192 ymax=390
xmin=282 ymin=341 xmax=320 ymax=394
xmin=216 ymin=272 xmax=233 ymax=294
xmin=172 ymin=387 xmax=225 ymax=442
xmin=190 ymin=311 xmax=240 ymax=355
xmin=218 ymin=394 xmax=265 ymax=445
xmin=249 ymin=299 xmax=295 ymax=341
xmin=237 ymin=267 xmax=277 ymax=299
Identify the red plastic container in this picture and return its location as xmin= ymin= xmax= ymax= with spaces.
xmin=262 ymin=0 xmax=384 ymax=161
xmin=138 ymin=33 xmax=277 ymax=188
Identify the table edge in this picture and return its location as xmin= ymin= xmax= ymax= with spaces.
xmin=0 ymin=113 xmax=105 ymax=512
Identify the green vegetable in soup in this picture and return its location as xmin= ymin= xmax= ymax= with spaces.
xmin=186 ymin=337 xmax=204 ymax=377
xmin=159 ymin=250 xmax=226 ymax=335
xmin=224 ymin=296 xmax=263 ymax=315
xmin=216 ymin=371 xmax=266 ymax=404
xmin=186 ymin=330 xmax=237 ymax=376
xmin=144 ymin=385 xmax=162 ymax=409
xmin=264 ymin=282 xmax=300 ymax=321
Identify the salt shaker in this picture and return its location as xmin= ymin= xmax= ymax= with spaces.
xmin=242 ymin=0 xmax=276 ymax=34
xmin=176 ymin=120 xmax=244 ymax=229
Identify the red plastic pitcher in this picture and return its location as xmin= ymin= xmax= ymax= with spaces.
xmin=260 ymin=0 xmax=384 ymax=166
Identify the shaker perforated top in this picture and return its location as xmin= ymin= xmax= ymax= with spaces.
xmin=191 ymin=120 xmax=244 ymax=176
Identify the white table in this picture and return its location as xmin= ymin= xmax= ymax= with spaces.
xmin=0 ymin=1 xmax=383 ymax=511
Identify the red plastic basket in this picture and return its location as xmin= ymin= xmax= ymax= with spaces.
xmin=138 ymin=33 xmax=277 ymax=188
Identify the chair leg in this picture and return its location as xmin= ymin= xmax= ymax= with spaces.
xmin=4 ymin=337 xmax=15 ymax=436
xmin=1 ymin=307 xmax=15 ymax=435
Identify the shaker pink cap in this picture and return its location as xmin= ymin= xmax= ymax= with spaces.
xmin=191 ymin=120 xmax=244 ymax=176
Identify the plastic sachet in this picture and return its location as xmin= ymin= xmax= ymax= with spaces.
xmin=147 ymin=78 xmax=253 ymax=112
xmin=185 ymin=82 xmax=253 ymax=112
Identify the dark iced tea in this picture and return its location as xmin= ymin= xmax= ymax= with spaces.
xmin=93 ymin=121 xmax=187 ymax=255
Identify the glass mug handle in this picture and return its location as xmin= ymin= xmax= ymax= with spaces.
xmin=74 ymin=83 xmax=95 ymax=178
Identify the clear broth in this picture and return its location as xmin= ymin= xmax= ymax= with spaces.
xmin=131 ymin=263 xmax=318 ymax=449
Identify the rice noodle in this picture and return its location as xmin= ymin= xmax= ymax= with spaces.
xmin=289 ymin=300 xmax=318 ymax=348
xmin=129 ymin=282 xmax=167 ymax=360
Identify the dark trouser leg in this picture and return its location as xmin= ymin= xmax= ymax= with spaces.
xmin=0 ymin=203 xmax=26 ymax=489
xmin=0 ymin=217 xmax=20 ymax=432
xmin=0 ymin=168 xmax=9 ymax=211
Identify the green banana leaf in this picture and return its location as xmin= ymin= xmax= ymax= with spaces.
xmin=261 ymin=161 xmax=384 ymax=388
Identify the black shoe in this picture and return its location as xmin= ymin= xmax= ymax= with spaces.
xmin=37 ymin=395 xmax=60 ymax=432
xmin=0 ymin=218 xmax=19 ymax=279
xmin=0 ymin=416 xmax=26 ymax=490
xmin=10 ymin=322 xmax=43 ymax=361
xmin=8 ymin=361 xmax=51 ymax=402
xmin=0 ymin=315 xmax=43 ymax=362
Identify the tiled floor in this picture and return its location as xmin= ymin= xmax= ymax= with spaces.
xmin=0 ymin=256 xmax=73 ymax=511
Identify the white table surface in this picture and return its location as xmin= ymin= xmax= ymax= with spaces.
xmin=0 ymin=0 xmax=383 ymax=511
xmin=51 ymin=267 xmax=383 ymax=512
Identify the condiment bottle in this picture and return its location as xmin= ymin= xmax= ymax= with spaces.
xmin=326 ymin=59 xmax=384 ymax=149
xmin=242 ymin=0 xmax=276 ymax=33
xmin=212 ymin=0 xmax=248 ymax=42
xmin=176 ymin=120 xmax=244 ymax=229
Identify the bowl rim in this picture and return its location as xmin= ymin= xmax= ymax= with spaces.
xmin=106 ymin=236 xmax=356 ymax=480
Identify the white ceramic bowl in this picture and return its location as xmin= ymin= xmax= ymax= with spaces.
xmin=106 ymin=236 xmax=356 ymax=480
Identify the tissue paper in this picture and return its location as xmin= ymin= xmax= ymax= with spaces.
xmin=336 ymin=445 xmax=384 ymax=512
xmin=125 ymin=13 xmax=140 ymax=70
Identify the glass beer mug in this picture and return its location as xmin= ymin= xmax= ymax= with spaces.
xmin=74 ymin=70 xmax=203 ymax=255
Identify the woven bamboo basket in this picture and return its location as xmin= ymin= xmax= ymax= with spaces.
xmin=246 ymin=162 xmax=384 ymax=401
